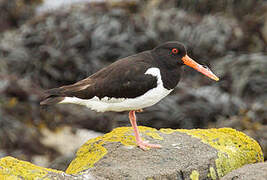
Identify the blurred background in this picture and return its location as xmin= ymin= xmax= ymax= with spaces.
xmin=0 ymin=0 xmax=266 ymax=171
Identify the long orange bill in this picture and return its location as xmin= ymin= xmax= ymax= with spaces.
xmin=181 ymin=55 xmax=219 ymax=81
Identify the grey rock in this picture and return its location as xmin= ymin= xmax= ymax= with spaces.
xmin=221 ymin=162 xmax=267 ymax=180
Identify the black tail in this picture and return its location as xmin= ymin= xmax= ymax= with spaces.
xmin=40 ymin=88 xmax=65 ymax=105
xmin=40 ymin=97 xmax=65 ymax=105
xmin=40 ymin=80 xmax=90 ymax=105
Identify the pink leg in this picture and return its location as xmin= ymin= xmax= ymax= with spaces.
xmin=129 ymin=110 xmax=161 ymax=150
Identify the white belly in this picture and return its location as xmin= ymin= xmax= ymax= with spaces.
xmin=59 ymin=68 xmax=173 ymax=112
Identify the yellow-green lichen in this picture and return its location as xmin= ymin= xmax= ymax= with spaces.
xmin=160 ymin=128 xmax=264 ymax=178
xmin=190 ymin=170 xmax=199 ymax=180
xmin=208 ymin=167 xmax=217 ymax=180
xmin=0 ymin=156 xmax=63 ymax=179
xmin=160 ymin=128 xmax=176 ymax=134
xmin=66 ymin=126 xmax=163 ymax=174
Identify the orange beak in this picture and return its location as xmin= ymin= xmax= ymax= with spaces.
xmin=181 ymin=55 xmax=219 ymax=81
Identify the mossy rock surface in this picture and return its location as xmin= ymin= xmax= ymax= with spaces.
xmin=67 ymin=127 xmax=263 ymax=179
xmin=0 ymin=156 xmax=74 ymax=180
xmin=0 ymin=127 xmax=263 ymax=180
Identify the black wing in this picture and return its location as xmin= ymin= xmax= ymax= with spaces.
xmin=40 ymin=52 xmax=157 ymax=105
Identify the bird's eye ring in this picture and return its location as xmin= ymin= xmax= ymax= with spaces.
xmin=172 ymin=48 xmax=179 ymax=54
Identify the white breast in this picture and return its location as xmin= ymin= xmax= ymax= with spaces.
xmin=59 ymin=68 xmax=173 ymax=112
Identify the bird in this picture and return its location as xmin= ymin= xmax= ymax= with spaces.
xmin=40 ymin=41 xmax=219 ymax=150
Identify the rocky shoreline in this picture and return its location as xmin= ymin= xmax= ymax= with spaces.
xmin=0 ymin=0 xmax=266 ymax=178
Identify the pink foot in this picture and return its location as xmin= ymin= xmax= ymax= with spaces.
xmin=136 ymin=140 xmax=162 ymax=150
xmin=129 ymin=110 xmax=162 ymax=150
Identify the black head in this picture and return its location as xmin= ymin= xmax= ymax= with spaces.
xmin=152 ymin=41 xmax=187 ymax=67
xmin=151 ymin=41 xmax=219 ymax=81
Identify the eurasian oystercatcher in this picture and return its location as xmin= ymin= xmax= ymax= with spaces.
xmin=41 ymin=41 xmax=219 ymax=150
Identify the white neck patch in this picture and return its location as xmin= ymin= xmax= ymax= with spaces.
xmin=145 ymin=67 xmax=163 ymax=86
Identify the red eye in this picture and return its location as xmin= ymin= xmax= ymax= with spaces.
xmin=172 ymin=48 xmax=179 ymax=54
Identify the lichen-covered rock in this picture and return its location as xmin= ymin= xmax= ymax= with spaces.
xmin=66 ymin=127 xmax=263 ymax=179
xmin=0 ymin=156 xmax=75 ymax=180
xmin=0 ymin=127 xmax=263 ymax=179
xmin=215 ymin=109 xmax=267 ymax=161
xmin=221 ymin=162 xmax=267 ymax=180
